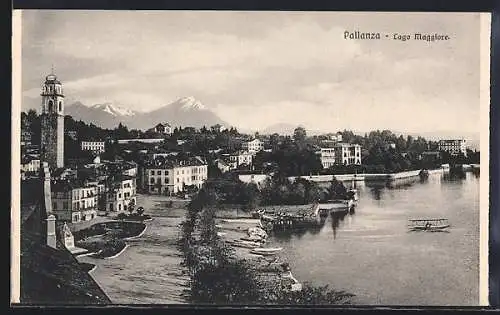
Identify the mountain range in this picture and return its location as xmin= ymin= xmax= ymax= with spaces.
xmin=63 ymin=96 xmax=229 ymax=131
xmin=22 ymin=95 xmax=480 ymax=150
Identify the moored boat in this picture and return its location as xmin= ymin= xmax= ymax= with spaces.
xmin=250 ymin=247 xmax=283 ymax=256
xmin=229 ymin=239 xmax=262 ymax=249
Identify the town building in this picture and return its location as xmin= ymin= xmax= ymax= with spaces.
xmin=228 ymin=151 xmax=253 ymax=168
xmin=140 ymin=156 xmax=208 ymax=195
xmin=319 ymin=148 xmax=336 ymax=169
xmin=150 ymin=122 xmax=173 ymax=135
xmin=328 ymin=133 xmax=343 ymax=142
xmin=50 ymin=180 xmax=98 ymax=223
xmin=334 ymin=143 xmax=362 ymax=165
xmin=105 ymin=175 xmax=136 ymax=213
xmin=81 ymin=140 xmax=106 ymax=154
xmin=216 ymin=159 xmax=231 ymax=173
xmin=21 ymin=130 xmax=32 ymax=148
xmin=438 ymin=139 xmax=467 ymax=156
xmin=40 ymin=72 xmax=65 ymax=170
xmin=242 ymin=138 xmax=264 ymax=154
xmin=21 ymin=155 xmax=41 ymax=174
xmin=20 ymin=163 xmax=111 ymax=304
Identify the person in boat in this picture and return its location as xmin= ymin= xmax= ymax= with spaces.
xmin=425 ymin=222 xmax=433 ymax=229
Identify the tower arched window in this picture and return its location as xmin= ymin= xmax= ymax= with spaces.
xmin=58 ymin=101 xmax=62 ymax=112
xmin=48 ymin=100 xmax=54 ymax=112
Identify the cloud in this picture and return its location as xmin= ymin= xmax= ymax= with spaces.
xmin=21 ymin=11 xmax=480 ymax=134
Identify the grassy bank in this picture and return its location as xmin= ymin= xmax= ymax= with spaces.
xmin=74 ymin=221 xmax=146 ymax=259
xmin=178 ymin=187 xmax=355 ymax=305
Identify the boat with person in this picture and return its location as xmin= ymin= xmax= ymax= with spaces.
xmin=250 ymin=247 xmax=283 ymax=256
xmin=408 ymin=218 xmax=450 ymax=231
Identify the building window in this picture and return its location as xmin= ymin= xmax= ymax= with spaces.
xmin=52 ymin=202 xmax=57 ymax=210
xmin=63 ymin=201 xmax=68 ymax=209
xmin=118 ymin=204 xmax=122 ymax=211
xmin=58 ymin=101 xmax=62 ymax=111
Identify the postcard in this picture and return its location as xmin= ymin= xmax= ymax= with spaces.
xmin=11 ymin=10 xmax=491 ymax=306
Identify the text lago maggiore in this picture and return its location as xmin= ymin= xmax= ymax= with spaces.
xmin=344 ymin=31 xmax=450 ymax=42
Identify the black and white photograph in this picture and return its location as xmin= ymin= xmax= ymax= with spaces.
xmin=11 ymin=10 xmax=491 ymax=306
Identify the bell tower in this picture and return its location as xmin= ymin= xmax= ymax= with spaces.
xmin=40 ymin=69 xmax=65 ymax=170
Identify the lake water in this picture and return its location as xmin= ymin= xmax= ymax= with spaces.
xmin=79 ymin=171 xmax=480 ymax=306
xmin=268 ymin=171 xmax=480 ymax=306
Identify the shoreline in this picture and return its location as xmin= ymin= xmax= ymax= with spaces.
xmin=104 ymin=244 xmax=130 ymax=260
xmin=215 ymin=217 xmax=304 ymax=293
xmin=75 ymin=221 xmax=147 ymax=259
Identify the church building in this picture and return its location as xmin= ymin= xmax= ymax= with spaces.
xmin=40 ymin=72 xmax=65 ymax=170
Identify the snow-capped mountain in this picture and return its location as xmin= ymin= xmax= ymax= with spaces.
xmin=91 ymin=103 xmax=136 ymax=117
xmin=176 ymin=96 xmax=207 ymax=111
xmin=64 ymin=97 xmax=229 ymax=130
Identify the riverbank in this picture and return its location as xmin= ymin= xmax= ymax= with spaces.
xmin=73 ymin=221 xmax=146 ymax=259
xmin=179 ymin=189 xmax=355 ymax=305
xmin=288 ymin=168 xmax=447 ymax=183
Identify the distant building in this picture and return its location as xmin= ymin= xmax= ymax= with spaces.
xmin=319 ymin=148 xmax=336 ymax=169
xmin=228 ymin=151 xmax=253 ymax=168
xmin=50 ymin=180 xmax=98 ymax=223
xmin=81 ymin=141 xmax=106 ymax=154
xmin=328 ymin=133 xmax=343 ymax=142
xmin=438 ymin=139 xmax=467 ymax=156
xmin=21 ymin=130 xmax=32 ymax=147
xmin=21 ymin=155 xmax=41 ymax=174
xmin=334 ymin=143 xmax=362 ymax=165
xmin=150 ymin=122 xmax=173 ymax=135
xmin=140 ymin=156 xmax=208 ymax=195
xmin=216 ymin=159 xmax=231 ymax=173
xmin=105 ymin=174 xmax=136 ymax=213
xmin=242 ymin=138 xmax=264 ymax=154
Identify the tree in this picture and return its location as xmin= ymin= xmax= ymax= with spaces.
xmin=293 ymin=126 xmax=307 ymax=143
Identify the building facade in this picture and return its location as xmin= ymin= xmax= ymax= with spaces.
xmin=51 ymin=181 xmax=98 ymax=223
xmin=141 ymin=157 xmax=208 ymax=195
xmin=438 ymin=139 xmax=467 ymax=156
xmin=334 ymin=143 xmax=362 ymax=165
xmin=151 ymin=123 xmax=173 ymax=135
xmin=81 ymin=141 xmax=106 ymax=153
xmin=40 ymin=72 xmax=65 ymax=170
xmin=242 ymin=139 xmax=264 ymax=154
xmin=106 ymin=175 xmax=137 ymax=213
xmin=229 ymin=151 xmax=253 ymax=168
xmin=319 ymin=148 xmax=336 ymax=169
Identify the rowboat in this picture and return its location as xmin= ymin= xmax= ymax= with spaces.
xmin=240 ymin=235 xmax=266 ymax=243
xmin=250 ymin=247 xmax=283 ymax=256
xmin=408 ymin=218 xmax=450 ymax=231
xmin=229 ymin=239 xmax=262 ymax=249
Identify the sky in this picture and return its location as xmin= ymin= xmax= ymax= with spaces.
xmin=20 ymin=10 xmax=482 ymax=134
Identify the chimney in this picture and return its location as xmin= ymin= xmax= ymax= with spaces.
xmin=46 ymin=214 xmax=57 ymax=248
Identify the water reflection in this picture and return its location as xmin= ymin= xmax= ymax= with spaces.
xmin=331 ymin=210 xmax=351 ymax=240
xmin=273 ymin=172 xmax=479 ymax=305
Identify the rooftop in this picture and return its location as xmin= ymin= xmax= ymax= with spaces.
xmin=20 ymin=230 xmax=110 ymax=304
